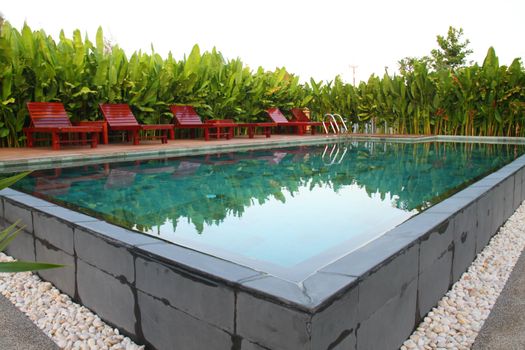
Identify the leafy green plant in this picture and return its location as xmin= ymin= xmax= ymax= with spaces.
xmin=0 ymin=21 xmax=523 ymax=143
xmin=0 ymin=171 xmax=63 ymax=272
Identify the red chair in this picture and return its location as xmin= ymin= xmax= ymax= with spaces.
xmin=170 ymin=105 xmax=236 ymax=141
xmin=99 ymin=104 xmax=174 ymax=145
xmin=266 ymin=108 xmax=318 ymax=135
xmin=24 ymin=102 xmax=103 ymax=150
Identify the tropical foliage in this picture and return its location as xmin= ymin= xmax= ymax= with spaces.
xmin=0 ymin=22 xmax=524 ymax=147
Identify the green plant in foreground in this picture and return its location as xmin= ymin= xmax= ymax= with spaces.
xmin=0 ymin=171 xmax=63 ymax=272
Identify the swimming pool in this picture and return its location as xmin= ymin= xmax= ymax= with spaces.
xmin=11 ymin=141 xmax=525 ymax=281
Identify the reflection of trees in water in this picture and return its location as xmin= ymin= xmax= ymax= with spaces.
xmin=18 ymin=142 xmax=523 ymax=234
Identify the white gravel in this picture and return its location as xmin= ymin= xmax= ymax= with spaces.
xmin=0 ymin=254 xmax=144 ymax=350
xmin=1 ymin=202 xmax=524 ymax=350
xmin=401 ymin=202 xmax=525 ymax=350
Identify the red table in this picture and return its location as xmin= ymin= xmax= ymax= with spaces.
xmin=73 ymin=121 xmax=109 ymax=144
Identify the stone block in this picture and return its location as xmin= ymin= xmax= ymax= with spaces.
xmin=137 ymin=242 xmax=261 ymax=283
xmin=4 ymin=200 xmax=33 ymax=233
xmin=4 ymin=228 xmax=35 ymax=262
xmin=476 ymin=192 xmax=494 ymax=254
xmin=35 ymin=239 xmax=76 ymax=297
xmin=311 ymin=285 xmax=358 ymax=350
xmin=513 ymin=168 xmax=523 ymax=210
xmin=417 ymin=246 xmax=452 ymax=319
xmin=357 ymin=243 xmax=418 ymax=322
xmin=241 ymin=275 xmax=312 ymax=306
xmin=503 ymin=175 xmax=515 ymax=221
xmin=521 ymin=167 xmax=525 ymax=204
xmin=77 ymin=260 xmax=136 ymax=335
xmin=356 ymin=279 xmax=417 ymax=350
xmin=138 ymin=290 xmax=232 ymax=350
xmin=452 ymin=203 xmax=477 ymax=282
xmin=236 ymin=291 xmax=310 ymax=350
xmin=75 ymin=227 xmax=135 ymax=283
xmin=33 ymin=211 xmax=74 ymax=255
xmin=135 ymin=257 xmax=234 ymax=332
xmin=418 ymin=219 xmax=453 ymax=273
xmin=491 ymin=184 xmax=505 ymax=235
xmin=76 ymin=220 xmax=159 ymax=246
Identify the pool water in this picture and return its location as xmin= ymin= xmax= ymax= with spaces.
xmin=12 ymin=141 xmax=525 ymax=280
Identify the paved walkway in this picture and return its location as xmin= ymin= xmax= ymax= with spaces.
xmin=472 ymin=248 xmax=525 ymax=349
xmin=0 ymin=294 xmax=58 ymax=349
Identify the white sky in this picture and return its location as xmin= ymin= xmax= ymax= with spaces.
xmin=2 ymin=0 xmax=524 ymax=83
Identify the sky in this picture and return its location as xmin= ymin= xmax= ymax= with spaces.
xmin=2 ymin=0 xmax=524 ymax=83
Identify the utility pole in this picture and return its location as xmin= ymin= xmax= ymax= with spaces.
xmin=349 ymin=65 xmax=358 ymax=86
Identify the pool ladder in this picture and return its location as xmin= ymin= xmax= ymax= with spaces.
xmin=322 ymin=114 xmax=349 ymax=134
xmin=322 ymin=144 xmax=348 ymax=165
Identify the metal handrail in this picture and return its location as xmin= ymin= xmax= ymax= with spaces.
xmin=332 ymin=114 xmax=348 ymax=133
xmin=322 ymin=114 xmax=341 ymax=134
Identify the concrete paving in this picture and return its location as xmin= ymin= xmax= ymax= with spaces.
xmin=0 ymin=294 xmax=58 ymax=350
xmin=472 ymin=248 xmax=525 ymax=349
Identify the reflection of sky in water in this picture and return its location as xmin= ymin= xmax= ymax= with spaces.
xmin=142 ymin=182 xmax=416 ymax=267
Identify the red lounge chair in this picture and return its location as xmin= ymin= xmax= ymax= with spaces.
xmin=266 ymin=108 xmax=318 ymax=135
xmin=24 ymin=102 xmax=103 ymax=150
xmin=170 ymin=105 xmax=236 ymax=141
xmin=292 ymin=108 xmax=346 ymax=133
xmin=99 ymin=104 xmax=174 ymax=145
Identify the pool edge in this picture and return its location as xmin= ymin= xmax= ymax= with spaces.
xmin=1 ymin=140 xmax=524 ymax=349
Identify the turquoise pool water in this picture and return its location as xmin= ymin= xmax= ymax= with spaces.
xmin=11 ymin=141 xmax=525 ymax=278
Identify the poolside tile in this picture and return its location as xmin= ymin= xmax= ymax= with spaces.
xmin=76 ymin=220 xmax=160 ymax=246
xmin=310 ymin=283 xmax=358 ymax=350
xmin=476 ymin=191 xmax=497 ymax=253
xmin=33 ymin=211 xmax=75 ymax=255
xmin=0 ymin=188 xmax=26 ymax=197
xmin=320 ymin=230 xmax=418 ymax=278
xmin=302 ymin=272 xmax=357 ymax=308
xmin=356 ymin=278 xmax=417 ymax=350
xmin=355 ymin=242 xmax=418 ymax=322
xmin=77 ymin=260 xmax=136 ymax=336
xmin=4 ymin=200 xmax=35 ymax=233
xmin=236 ymin=291 xmax=311 ymax=350
xmin=513 ymin=168 xmax=524 ymax=209
xmin=426 ymin=196 xmax=475 ymax=215
xmin=37 ymin=206 xmax=99 ymax=224
xmin=418 ymin=242 xmax=453 ymax=319
xmin=503 ymin=174 xmax=516 ymax=219
xmin=75 ymin=227 xmax=135 ymax=283
xmin=3 ymin=193 xmax=56 ymax=208
xmin=240 ymin=276 xmax=311 ymax=308
xmin=135 ymin=256 xmax=235 ymax=332
xmin=452 ymin=202 xmax=478 ymax=282
xmin=136 ymin=242 xmax=261 ymax=283
xmin=137 ymin=290 xmax=232 ymax=350
xmin=5 ymin=229 xmax=35 ymax=262
xmin=35 ymin=238 xmax=76 ymax=297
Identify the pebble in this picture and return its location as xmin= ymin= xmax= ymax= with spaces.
xmin=0 ymin=254 xmax=144 ymax=349
xmin=401 ymin=202 xmax=525 ymax=349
